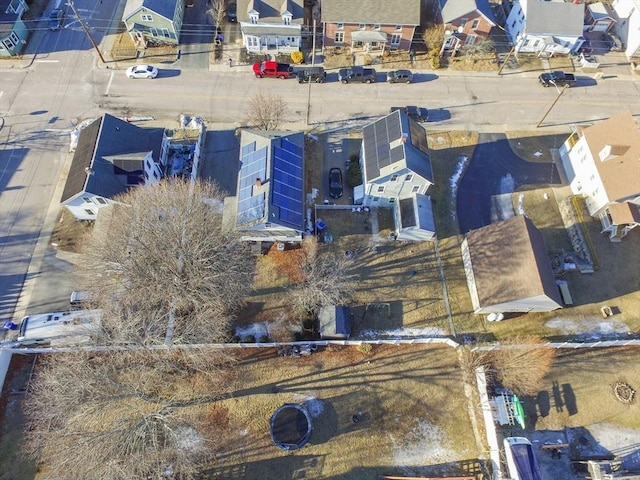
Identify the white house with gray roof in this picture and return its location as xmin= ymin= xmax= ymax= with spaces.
xmin=122 ymin=0 xmax=185 ymax=47
xmin=506 ymin=0 xmax=584 ymax=55
xmin=237 ymin=0 xmax=303 ymax=54
xmin=322 ymin=0 xmax=421 ymax=53
xmin=612 ymin=0 xmax=640 ymax=60
xmin=360 ymin=110 xmax=435 ymax=241
xmin=225 ymin=130 xmax=306 ymax=243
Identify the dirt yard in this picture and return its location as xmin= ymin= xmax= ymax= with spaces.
xmin=204 ymin=345 xmax=481 ymax=479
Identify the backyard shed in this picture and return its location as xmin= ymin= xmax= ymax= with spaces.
xmin=318 ymin=305 xmax=352 ymax=339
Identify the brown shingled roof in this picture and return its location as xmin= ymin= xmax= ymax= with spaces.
xmin=465 ymin=215 xmax=561 ymax=308
xmin=581 ymin=112 xmax=640 ymax=203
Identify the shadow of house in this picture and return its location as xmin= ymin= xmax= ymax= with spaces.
xmin=460 ymin=215 xmax=563 ymax=314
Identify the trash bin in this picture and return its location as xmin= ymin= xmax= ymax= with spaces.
xmin=3 ymin=321 xmax=17 ymax=330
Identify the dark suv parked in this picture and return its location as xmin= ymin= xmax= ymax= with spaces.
xmin=295 ymin=66 xmax=326 ymax=83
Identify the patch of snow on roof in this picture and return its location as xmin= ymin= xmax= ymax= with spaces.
xmin=546 ymin=316 xmax=630 ymax=338
xmin=517 ymin=193 xmax=525 ymax=215
xmin=359 ymin=327 xmax=446 ymax=339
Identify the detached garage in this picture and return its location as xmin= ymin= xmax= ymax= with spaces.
xmin=461 ymin=215 xmax=563 ymax=314
xmin=318 ymin=305 xmax=352 ymax=339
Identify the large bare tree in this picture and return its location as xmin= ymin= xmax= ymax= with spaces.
xmin=77 ymin=179 xmax=253 ymax=345
xmin=207 ymin=0 xmax=226 ymax=32
xmin=289 ymin=238 xmax=356 ymax=316
xmin=25 ymin=349 xmax=236 ymax=480
xmin=247 ymin=90 xmax=288 ymax=130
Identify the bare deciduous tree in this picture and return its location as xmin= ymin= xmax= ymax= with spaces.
xmin=462 ymin=336 xmax=556 ymax=396
xmin=422 ymin=23 xmax=445 ymax=56
xmin=247 ymin=91 xmax=288 ymax=130
xmin=77 ymin=179 xmax=253 ymax=345
xmin=25 ymin=349 xmax=236 ymax=480
xmin=207 ymin=0 xmax=226 ymax=31
xmin=289 ymin=238 xmax=356 ymax=315
xmin=462 ymin=38 xmax=495 ymax=63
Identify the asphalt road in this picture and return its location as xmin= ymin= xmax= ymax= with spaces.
xmin=2 ymin=7 xmax=640 ymax=324
xmin=457 ymin=133 xmax=562 ymax=234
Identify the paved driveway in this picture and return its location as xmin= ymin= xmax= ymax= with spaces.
xmin=457 ymin=133 xmax=562 ymax=234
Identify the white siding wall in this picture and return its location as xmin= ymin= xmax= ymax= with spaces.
xmin=613 ymin=0 xmax=640 ymax=58
xmin=64 ymin=194 xmax=112 ymax=221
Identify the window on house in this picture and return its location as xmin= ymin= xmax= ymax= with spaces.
xmin=391 ymin=33 xmax=401 ymax=45
xmin=96 ymin=197 xmax=107 ymax=205
xmin=465 ymin=35 xmax=476 ymax=45
xmin=373 ymin=24 xmax=380 ymax=30
xmin=337 ymin=23 xmax=344 ymax=30
xmin=391 ymin=174 xmax=398 ymax=181
xmin=377 ymin=185 xmax=385 ymax=193
xmin=83 ymin=197 xmax=92 ymax=203
xmin=283 ymin=15 xmax=291 ymax=25
xmin=590 ymin=174 xmax=596 ymax=181
xmin=395 ymin=24 xmax=402 ymax=31
xmin=389 ymin=198 xmax=396 ymax=203
xmin=84 ymin=209 xmax=95 ymax=216
xmin=250 ymin=13 xmax=259 ymax=24
xmin=335 ymin=31 xmax=344 ymax=43
xmin=150 ymin=27 xmax=158 ymax=37
xmin=359 ymin=23 xmax=365 ymax=29
xmin=404 ymin=174 xmax=413 ymax=182
xmin=533 ymin=40 xmax=540 ymax=47
xmin=471 ymin=19 xmax=480 ymax=29
xmin=412 ymin=185 xmax=420 ymax=193
xmin=373 ymin=196 xmax=380 ymax=202
xmin=511 ymin=20 xmax=516 ymax=28
xmin=141 ymin=14 xmax=153 ymax=21
xmin=162 ymin=28 xmax=171 ymax=38
xmin=593 ymin=188 xmax=600 ymax=196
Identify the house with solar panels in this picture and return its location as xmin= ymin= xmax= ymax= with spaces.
xmin=359 ymin=110 xmax=436 ymax=241
xmin=228 ymin=130 xmax=306 ymax=243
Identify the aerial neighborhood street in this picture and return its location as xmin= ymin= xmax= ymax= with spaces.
xmin=1 ymin=0 xmax=640 ymax=479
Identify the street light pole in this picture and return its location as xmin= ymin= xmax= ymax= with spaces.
xmin=536 ymin=83 xmax=568 ymax=128
xmin=67 ymin=1 xmax=106 ymax=64
xmin=305 ymin=18 xmax=317 ymax=126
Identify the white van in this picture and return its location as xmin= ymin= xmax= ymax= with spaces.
xmin=18 ymin=310 xmax=102 ymax=347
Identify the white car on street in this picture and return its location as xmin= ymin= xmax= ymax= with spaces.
xmin=125 ymin=65 xmax=158 ymax=79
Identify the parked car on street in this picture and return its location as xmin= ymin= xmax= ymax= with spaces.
xmin=48 ymin=8 xmax=65 ymax=30
xmin=390 ymin=106 xmax=428 ymax=122
xmin=329 ymin=168 xmax=343 ymax=198
xmin=125 ymin=64 xmax=158 ymax=79
xmin=294 ymin=66 xmax=326 ymax=83
xmin=338 ymin=67 xmax=376 ymax=84
xmin=253 ymin=61 xmax=293 ymax=79
xmin=227 ymin=2 xmax=237 ymax=22
xmin=538 ymin=71 xmax=576 ymax=87
xmin=386 ymin=69 xmax=413 ymax=83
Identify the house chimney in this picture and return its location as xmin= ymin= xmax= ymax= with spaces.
xmin=84 ymin=167 xmax=94 ymax=175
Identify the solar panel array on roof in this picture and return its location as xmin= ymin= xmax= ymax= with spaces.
xmin=409 ymin=121 xmax=429 ymax=154
xmin=272 ymin=137 xmax=303 ymax=228
xmin=362 ymin=111 xmax=406 ymax=180
xmin=237 ymin=145 xmax=268 ymax=225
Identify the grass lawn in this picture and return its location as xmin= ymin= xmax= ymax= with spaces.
xmin=204 ymin=345 xmax=480 ymax=479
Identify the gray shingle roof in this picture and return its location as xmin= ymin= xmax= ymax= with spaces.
xmin=321 ymin=0 xmax=421 ymax=25
xmin=362 ymin=110 xmax=433 ymax=184
xmin=439 ymin=0 xmax=496 ymax=25
xmin=123 ymin=0 xmax=177 ymax=21
xmin=62 ymin=114 xmax=164 ymax=202
xmin=237 ymin=0 xmax=304 ymax=24
xmin=525 ymin=0 xmax=584 ymax=37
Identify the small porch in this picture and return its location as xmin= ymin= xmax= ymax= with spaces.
xmin=241 ymin=23 xmax=302 ymax=54
xmin=599 ymin=203 xmax=640 ymax=242
xmin=350 ymin=30 xmax=388 ymax=54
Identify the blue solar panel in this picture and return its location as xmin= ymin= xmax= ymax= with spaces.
xmin=237 ymin=145 xmax=268 ymax=225
xmin=271 ymin=137 xmax=304 ymax=228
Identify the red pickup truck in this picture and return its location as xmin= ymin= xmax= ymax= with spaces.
xmin=252 ymin=61 xmax=293 ymax=79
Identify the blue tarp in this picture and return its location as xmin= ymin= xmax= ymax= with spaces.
xmin=510 ymin=443 xmax=543 ymax=480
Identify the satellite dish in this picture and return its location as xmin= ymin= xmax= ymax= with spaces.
xmin=457 ymin=26 xmax=464 ymax=33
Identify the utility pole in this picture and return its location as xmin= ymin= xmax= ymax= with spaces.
xmin=305 ymin=18 xmax=317 ymax=126
xmin=68 ymin=1 xmax=106 ymax=64
xmin=536 ymin=84 xmax=568 ymax=128
xmin=498 ymin=44 xmax=516 ymax=75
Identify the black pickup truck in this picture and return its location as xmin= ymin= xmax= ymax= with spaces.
xmin=538 ymin=71 xmax=577 ymax=87
xmin=338 ymin=67 xmax=376 ymax=84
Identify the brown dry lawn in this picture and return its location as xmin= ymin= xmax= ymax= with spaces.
xmin=204 ymin=345 xmax=479 ymax=479
xmin=528 ymin=347 xmax=640 ymax=432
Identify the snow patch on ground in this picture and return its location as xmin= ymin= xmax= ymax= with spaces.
xmin=235 ymin=322 xmax=269 ymax=340
xmin=390 ymin=420 xmax=456 ymax=469
xmin=359 ymin=327 xmax=447 ymax=339
xmin=517 ymin=193 xmax=525 ymax=214
xmin=175 ymin=426 xmax=204 ymax=453
xmin=449 ymin=156 xmax=470 ymax=219
xmin=293 ymin=394 xmax=325 ymax=418
xmin=545 ymin=317 xmax=630 ymax=338
xmin=499 ymin=173 xmax=515 ymax=194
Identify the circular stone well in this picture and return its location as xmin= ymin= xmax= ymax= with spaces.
xmin=269 ymin=404 xmax=313 ymax=451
